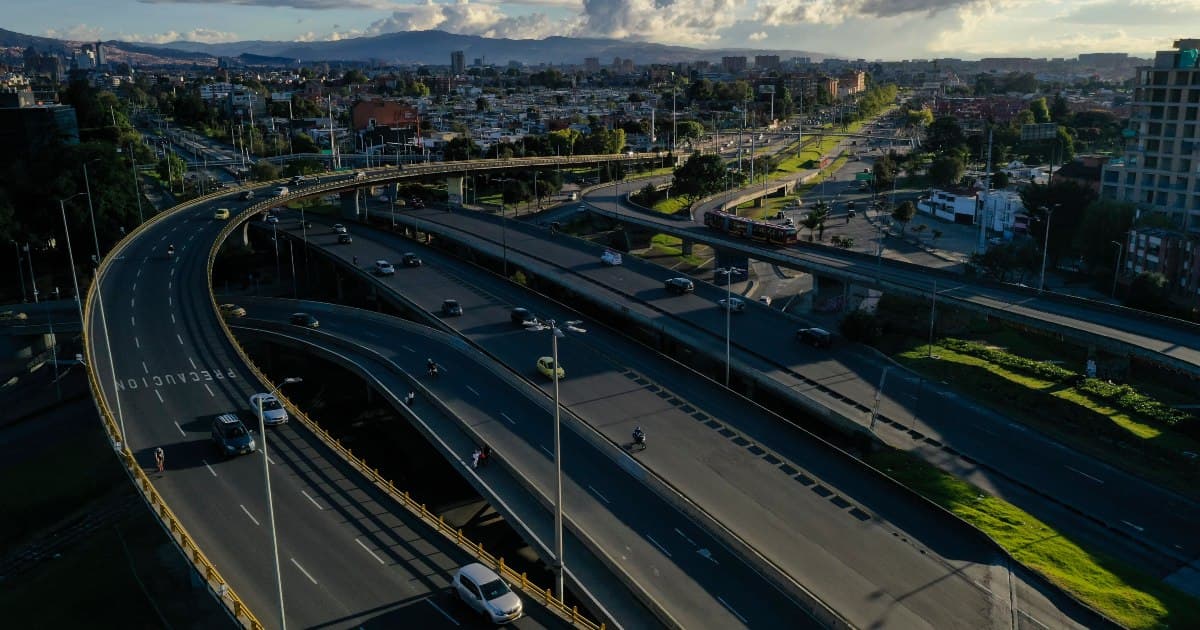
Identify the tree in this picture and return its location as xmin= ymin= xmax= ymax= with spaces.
xmin=906 ymin=107 xmax=934 ymax=128
xmin=912 ymin=224 xmax=928 ymax=242
xmin=1028 ymin=97 xmax=1051 ymax=124
xmin=1020 ymin=180 xmax=1097 ymax=266
xmin=677 ymin=120 xmax=704 ymax=141
xmin=501 ymin=179 xmax=531 ymax=206
xmin=925 ymin=116 xmax=967 ymax=153
xmin=251 ymin=160 xmax=280 ymax=182
xmin=1050 ymin=92 xmax=1070 ymax=123
xmin=892 ymin=200 xmax=916 ymax=232
xmin=800 ymin=212 xmax=821 ymax=241
xmin=292 ymin=132 xmax=319 ymax=154
xmin=969 ymin=240 xmax=1040 ymax=283
xmin=1073 ymin=200 xmax=1135 ymax=275
xmin=991 ymin=170 xmax=1010 ymax=189
xmin=444 ymin=137 xmax=480 ymax=161
xmin=929 ymin=155 xmax=965 ymax=188
xmin=476 ymin=97 xmax=490 ymax=112
xmin=872 ymin=152 xmax=897 ymax=189
xmin=811 ymin=201 xmax=831 ymax=241
xmin=156 ymin=153 xmax=186 ymax=188
xmin=931 ymin=229 xmax=943 ymax=245
xmin=1125 ymin=272 xmax=1170 ymax=312
xmin=672 ymin=152 xmax=735 ymax=208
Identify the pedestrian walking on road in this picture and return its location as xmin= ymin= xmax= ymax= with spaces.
xmin=480 ymin=445 xmax=492 ymax=467
xmin=471 ymin=448 xmax=481 ymax=469
xmin=154 ymin=447 xmax=165 ymax=474
xmin=405 ymin=391 xmax=415 ymax=406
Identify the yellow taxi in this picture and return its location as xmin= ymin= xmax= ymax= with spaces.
xmin=214 ymin=208 xmax=231 ymax=220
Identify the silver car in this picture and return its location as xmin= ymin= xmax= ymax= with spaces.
xmin=453 ymin=563 xmax=523 ymax=624
xmin=249 ymin=393 xmax=288 ymax=426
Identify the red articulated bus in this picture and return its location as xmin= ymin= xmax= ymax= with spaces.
xmin=703 ymin=210 xmax=799 ymax=246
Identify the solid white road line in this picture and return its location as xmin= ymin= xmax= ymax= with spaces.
xmin=588 ymin=485 xmax=611 ymax=504
xmin=300 ymin=490 xmax=323 ymax=510
xmin=540 ymin=445 xmax=553 ymax=458
xmin=1122 ymin=520 xmax=1145 ymax=532
xmin=173 ymin=421 xmax=186 ymax=436
xmin=290 ymin=558 xmax=318 ymax=584
xmin=646 ymin=534 xmax=672 ymax=558
xmin=401 ymin=345 xmax=415 ymax=353
xmin=465 ymin=385 xmax=479 ymax=396
xmin=675 ymin=528 xmax=696 ymax=547
xmin=154 ymin=389 xmax=163 ymax=403
xmin=717 ymin=597 xmax=748 ymax=624
xmin=176 ymin=334 xmax=184 ymax=345
xmin=203 ymin=460 xmax=216 ymax=476
xmin=355 ymin=538 xmax=386 ymax=565
xmin=204 ymin=384 xmax=214 ymax=397
xmin=426 ymin=599 xmax=460 ymax=626
xmin=240 ymin=504 xmax=260 ymax=526
xmin=1064 ymin=465 xmax=1105 ymax=484
xmin=500 ymin=413 xmax=516 ymax=425
xmin=188 ymin=357 xmax=197 ymax=369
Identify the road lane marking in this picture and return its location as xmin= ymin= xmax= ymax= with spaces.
xmin=130 ymin=298 xmax=135 ymax=308
xmin=204 ymin=383 xmax=214 ymax=397
xmin=267 ymin=455 xmax=276 ymax=465
xmin=188 ymin=357 xmax=197 ymax=369
xmin=136 ymin=269 xmax=142 ymax=278
xmin=130 ymin=316 xmax=136 ymax=327
xmin=675 ymin=528 xmax=696 ymax=547
xmin=1064 ymin=465 xmax=1105 ymax=484
xmin=154 ymin=389 xmax=163 ymax=403
xmin=300 ymin=490 xmax=323 ymax=510
xmin=500 ymin=412 xmax=516 ymax=425
xmin=176 ymin=334 xmax=184 ymax=345
xmin=589 ymin=485 xmax=610 ymax=504
xmin=240 ymin=505 xmax=260 ymax=526
xmin=426 ymin=599 xmax=460 ymax=626
xmin=202 ymin=460 xmax=216 ymax=476
xmin=717 ymin=597 xmax=748 ymax=624
xmin=142 ymin=361 xmax=149 ymax=374
xmin=173 ymin=421 xmax=186 ymax=436
xmin=465 ymin=385 xmax=479 ymax=396
xmin=646 ymin=534 xmax=672 ymax=558
xmin=540 ymin=444 xmax=553 ymax=458
xmin=134 ymin=337 xmax=141 ymax=349
xmin=168 ymin=281 xmax=172 ymax=290
xmin=355 ymin=538 xmax=386 ymax=565
xmin=1007 ymin=422 xmax=1028 ymax=432
xmin=1122 ymin=520 xmax=1145 ymax=532
xmin=401 ymin=345 xmax=414 ymax=353
xmin=168 ymin=296 xmax=172 ymax=307
xmin=290 ymin=558 xmax=318 ymax=584
xmin=170 ymin=313 xmax=175 ymax=323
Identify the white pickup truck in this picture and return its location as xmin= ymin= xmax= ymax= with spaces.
xmin=601 ymin=249 xmax=623 ymax=266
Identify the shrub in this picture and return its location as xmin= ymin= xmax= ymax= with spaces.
xmin=940 ymin=338 xmax=1077 ymax=383
xmin=1078 ymin=379 xmax=1195 ymax=430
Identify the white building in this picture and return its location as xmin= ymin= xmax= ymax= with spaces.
xmin=917 ymin=187 xmax=1029 ymax=234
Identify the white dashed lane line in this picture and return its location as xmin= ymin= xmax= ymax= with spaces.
xmin=134 ymin=337 xmax=141 ymax=349
xmin=188 ymin=357 xmax=197 ymax=369
xmin=540 ymin=444 xmax=553 ymax=458
xmin=300 ymin=490 xmax=323 ymax=510
xmin=1064 ymin=465 xmax=1105 ymax=484
xmin=588 ymin=485 xmax=610 ymax=504
xmin=202 ymin=460 xmax=216 ymax=476
xmin=173 ymin=421 xmax=186 ymax=436
xmin=465 ymin=385 xmax=479 ymax=396
xmin=646 ymin=534 xmax=672 ymax=558
xmin=176 ymin=334 xmax=184 ymax=345
xmin=240 ymin=505 xmax=260 ymax=526
xmin=170 ymin=314 xmax=175 ymax=324
xmin=355 ymin=538 xmax=386 ymax=565
xmin=130 ymin=316 xmax=135 ymax=327
xmin=290 ymin=558 xmax=318 ymax=585
xmin=142 ymin=361 xmax=148 ymax=374
xmin=204 ymin=384 xmax=214 ymax=397
xmin=717 ymin=597 xmax=748 ymax=625
xmin=500 ymin=413 xmax=516 ymax=425
xmin=154 ymin=389 xmax=163 ymax=403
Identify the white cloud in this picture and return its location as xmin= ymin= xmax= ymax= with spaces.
xmin=364 ymin=1 xmax=569 ymax=40
xmin=43 ymin=24 xmax=105 ymax=42
xmin=121 ymin=28 xmax=242 ymax=44
xmin=578 ymin=0 xmax=745 ymax=44
xmin=748 ymin=31 xmax=767 ymax=41
xmin=136 ymin=0 xmax=395 ymax=9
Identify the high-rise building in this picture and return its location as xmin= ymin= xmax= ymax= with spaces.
xmin=722 ymin=56 xmax=748 ymax=74
xmin=1102 ymin=38 xmax=1200 ymax=233
xmin=584 ymin=57 xmax=600 ymax=73
xmin=754 ymin=55 xmax=780 ymax=71
xmin=451 ymin=50 xmax=465 ymax=75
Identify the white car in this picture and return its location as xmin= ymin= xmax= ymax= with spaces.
xmin=374 ymin=260 xmax=395 ymax=275
xmin=453 ymin=563 xmax=523 ymax=624
xmin=601 ymin=249 xmax=623 ymax=266
xmin=333 ymin=224 xmax=348 ymax=234
xmin=248 ymin=393 xmax=288 ymax=426
xmin=718 ymin=297 xmax=746 ymax=312
xmin=266 ymin=215 xmax=279 ymax=224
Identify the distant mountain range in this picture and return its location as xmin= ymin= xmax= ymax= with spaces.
xmin=2 ymin=27 xmax=828 ymax=67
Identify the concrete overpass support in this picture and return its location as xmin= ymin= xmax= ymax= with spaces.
xmin=340 ymin=190 xmax=360 ymax=220
xmin=446 ymin=176 xmax=465 ymax=207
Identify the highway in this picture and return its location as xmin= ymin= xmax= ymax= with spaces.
xmin=227 ymin=297 xmax=820 ymax=629
xmin=359 ymin=203 xmax=1200 ymax=572
xmin=83 ymin=194 xmax=570 ymax=629
xmin=270 ymin=212 xmax=1104 ymax=629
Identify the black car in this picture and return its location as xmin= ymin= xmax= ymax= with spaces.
xmin=664 ymin=277 xmax=695 ymax=294
xmin=510 ymin=307 xmax=536 ymax=326
xmin=401 ymin=252 xmax=422 ymax=267
xmin=239 ymin=190 xmax=255 ymax=201
xmin=289 ymin=312 xmax=320 ymax=328
xmin=337 ymin=234 xmax=353 ymax=244
xmin=441 ymin=299 xmax=463 ymax=316
xmin=796 ymin=327 xmax=833 ymax=348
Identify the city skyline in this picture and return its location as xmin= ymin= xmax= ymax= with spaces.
xmin=5 ymin=0 xmax=1197 ymax=61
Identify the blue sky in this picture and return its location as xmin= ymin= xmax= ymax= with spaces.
xmin=7 ymin=0 xmax=1198 ymax=59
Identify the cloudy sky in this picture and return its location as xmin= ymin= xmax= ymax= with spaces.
xmin=8 ymin=0 xmax=1196 ymax=59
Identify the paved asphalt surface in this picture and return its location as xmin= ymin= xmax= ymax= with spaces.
xmin=229 ymin=297 xmax=817 ymax=629
xmin=365 ymin=204 xmax=1200 ymax=573
xmin=274 ymin=212 xmax=1101 ymax=629
xmin=83 ymin=195 xmax=568 ymax=629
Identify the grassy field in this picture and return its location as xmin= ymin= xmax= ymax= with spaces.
xmin=649 ymin=195 xmax=691 ymax=216
xmin=645 ymin=233 xmax=707 ymax=267
xmin=893 ymin=337 xmax=1200 ymax=501
xmin=868 ymin=449 xmax=1199 ymax=630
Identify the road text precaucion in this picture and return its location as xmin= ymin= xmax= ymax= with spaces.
xmin=117 ymin=368 xmax=240 ymax=391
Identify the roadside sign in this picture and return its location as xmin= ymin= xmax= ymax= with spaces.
xmin=855 ymin=172 xmax=874 ymax=181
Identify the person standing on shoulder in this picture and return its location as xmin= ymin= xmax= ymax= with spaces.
xmin=154 ymin=447 xmax=165 ymax=473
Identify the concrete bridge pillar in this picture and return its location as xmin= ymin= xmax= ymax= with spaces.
xmin=446 ymin=176 xmax=465 ymax=207
xmin=680 ymin=239 xmax=694 ymax=256
xmin=340 ymin=190 xmax=360 ymax=220
xmin=753 ymin=196 xmax=764 ymax=208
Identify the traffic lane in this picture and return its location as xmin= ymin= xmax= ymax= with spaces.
xmin=278 ymin=225 xmax=1024 ymax=628
xmin=240 ymin=298 xmax=817 ymax=629
xmin=397 ymin=211 xmax=1200 ymax=560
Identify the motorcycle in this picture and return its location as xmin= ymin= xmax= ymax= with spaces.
xmin=632 ymin=431 xmax=646 ymax=451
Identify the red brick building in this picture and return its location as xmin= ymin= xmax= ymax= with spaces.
xmin=350 ymin=98 xmax=420 ymax=134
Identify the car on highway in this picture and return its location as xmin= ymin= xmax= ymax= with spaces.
xmin=441 ymin=299 xmax=463 ymax=316
xmin=796 ymin=327 xmax=833 ymax=348
xmin=664 ymin=277 xmax=694 ymax=294
xmin=718 ymin=297 xmax=746 ymax=312
xmin=453 ymin=563 xmax=523 ymax=624
xmin=211 ymin=413 xmax=256 ymax=457
xmin=536 ymin=356 xmax=565 ymax=379
xmin=510 ymin=307 xmax=536 ymax=326
xmin=219 ymin=303 xmax=246 ymax=318
xmin=759 ymin=295 xmax=773 ymax=306
xmin=401 ymin=252 xmax=422 ymax=267
xmin=249 ymin=393 xmax=289 ymax=426
xmin=601 ymin=249 xmax=623 ymax=265
xmin=289 ymin=312 xmax=319 ymax=328
xmin=214 ymin=208 xmax=230 ymax=220
xmin=333 ymin=224 xmax=348 ymax=234
xmin=266 ymin=215 xmax=279 ymax=224
xmin=374 ymin=260 xmax=396 ymax=275
xmin=0 ymin=310 xmax=29 ymax=321
xmin=337 ymin=234 xmax=353 ymax=244
xmin=239 ymin=190 xmax=255 ymax=201
xmin=410 ymin=197 xmax=425 ymax=209
xmin=272 ymin=186 xmax=289 ymax=197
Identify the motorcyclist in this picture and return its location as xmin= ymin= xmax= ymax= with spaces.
xmin=427 ymin=358 xmax=438 ymax=377
xmin=167 ymin=243 xmax=175 ymax=257
xmin=632 ymin=426 xmax=645 ymax=446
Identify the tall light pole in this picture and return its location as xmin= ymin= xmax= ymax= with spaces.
xmin=1111 ymin=240 xmax=1124 ymax=298
xmin=12 ymin=241 xmax=27 ymax=302
xmin=715 ymin=266 xmax=745 ymax=386
xmin=1037 ymin=204 xmax=1059 ymax=294
xmin=85 ymin=175 xmax=127 ymax=447
xmin=671 ymin=71 xmax=677 ymax=155
xmin=525 ymin=318 xmax=586 ymax=599
xmin=58 ymin=193 xmax=89 ymax=323
xmin=25 ymin=242 xmax=61 ymax=399
xmin=257 ymin=376 xmax=302 ymax=630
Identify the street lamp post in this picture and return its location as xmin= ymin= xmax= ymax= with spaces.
xmin=1037 ymin=204 xmax=1060 ymax=294
xmin=671 ymin=72 xmax=677 ymax=155
xmin=257 ymin=376 xmax=302 ymax=630
xmin=25 ymin=243 xmax=62 ymax=399
xmin=1111 ymin=240 xmax=1124 ymax=298
xmin=58 ymin=193 xmax=89 ymax=323
xmin=715 ymin=266 xmax=745 ymax=386
xmin=12 ymin=241 xmax=27 ymax=302
xmin=525 ymin=318 xmax=586 ymax=599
